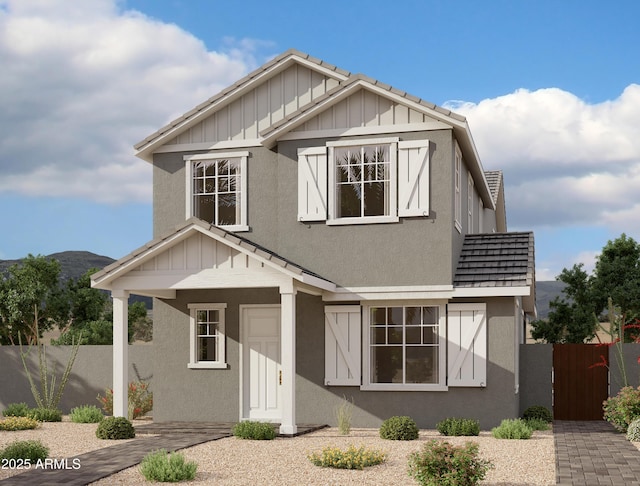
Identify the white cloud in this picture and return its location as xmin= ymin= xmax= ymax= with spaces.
xmin=447 ymin=85 xmax=640 ymax=235
xmin=0 ymin=0 xmax=266 ymax=204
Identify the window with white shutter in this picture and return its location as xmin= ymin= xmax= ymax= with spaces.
xmin=297 ymin=147 xmax=327 ymax=221
xmin=447 ymin=303 xmax=487 ymax=387
xmin=398 ymin=140 xmax=430 ymax=217
xmin=324 ymin=305 xmax=361 ymax=386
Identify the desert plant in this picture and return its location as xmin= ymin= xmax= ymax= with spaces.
xmin=97 ymin=380 xmax=153 ymax=420
xmin=524 ymin=417 xmax=550 ymax=431
xmin=335 ymin=396 xmax=354 ymax=435
xmin=70 ymin=405 xmax=104 ymax=423
xmin=27 ymin=407 xmax=62 ymax=422
xmin=139 ymin=449 xmax=198 ymax=482
xmin=408 ymin=440 xmax=493 ymax=486
xmin=2 ymin=403 xmax=31 ymax=418
xmin=379 ymin=416 xmax=419 ymax=440
xmin=0 ymin=440 xmax=49 ymax=461
xmin=0 ymin=416 xmax=40 ymax=431
xmin=436 ymin=417 xmax=480 ymax=436
xmin=95 ymin=416 xmax=135 ymax=440
xmin=232 ymin=421 xmax=276 ymax=440
xmin=603 ymin=386 xmax=640 ymax=432
xmin=308 ymin=445 xmax=386 ymax=470
xmin=491 ymin=419 xmax=532 ymax=439
xmin=522 ymin=405 xmax=553 ymax=423
xmin=627 ymin=418 xmax=640 ymax=442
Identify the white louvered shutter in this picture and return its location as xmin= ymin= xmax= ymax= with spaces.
xmin=398 ymin=140 xmax=430 ymax=217
xmin=297 ymin=147 xmax=327 ymax=221
xmin=324 ymin=306 xmax=361 ymax=386
xmin=447 ymin=303 xmax=487 ymax=387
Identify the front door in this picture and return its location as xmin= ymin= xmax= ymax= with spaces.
xmin=241 ymin=306 xmax=281 ymax=420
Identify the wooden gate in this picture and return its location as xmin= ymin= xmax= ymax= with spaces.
xmin=553 ymin=344 xmax=609 ymax=420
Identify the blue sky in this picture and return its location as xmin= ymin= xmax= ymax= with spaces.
xmin=1 ymin=0 xmax=639 ymax=281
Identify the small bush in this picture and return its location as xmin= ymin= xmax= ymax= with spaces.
xmin=0 ymin=416 xmax=40 ymax=431
xmin=626 ymin=418 xmax=640 ymax=442
xmin=408 ymin=440 xmax=493 ymax=486
xmin=139 ymin=449 xmax=197 ymax=482
xmin=27 ymin=408 xmax=62 ymax=422
xmin=308 ymin=445 xmax=386 ymax=470
xmin=524 ymin=417 xmax=550 ymax=431
xmin=522 ymin=405 xmax=553 ymax=423
xmin=2 ymin=403 xmax=31 ymax=418
xmin=70 ymin=405 xmax=104 ymax=423
xmin=603 ymin=386 xmax=640 ymax=432
xmin=97 ymin=380 xmax=153 ymax=420
xmin=0 ymin=440 xmax=49 ymax=461
xmin=491 ymin=419 xmax=532 ymax=439
xmin=379 ymin=416 xmax=419 ymax=440
xmin=96 ymin=416 xmax=135 ymax=440
xmin=232 ymin=421 xmax=276 ymax=440
xmin=335 ymin=396 xmax=354 ymax=436
xmin=436 ymin=417 xmax=480 ymax=436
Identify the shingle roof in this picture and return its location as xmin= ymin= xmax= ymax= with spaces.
xmin=484 ymin=170 xmax=503 ymax=206
xmin=454 ymin=232 xmax=535 ymax=288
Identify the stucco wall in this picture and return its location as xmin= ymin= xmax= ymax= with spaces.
xmin=0 ymin=346 xmax=154 ymax=413
xmin=518 ymin=344 xmax=553 ymax=415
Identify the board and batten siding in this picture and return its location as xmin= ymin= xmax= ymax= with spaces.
xmin=165 ymin=64 xmax=340 ymax=145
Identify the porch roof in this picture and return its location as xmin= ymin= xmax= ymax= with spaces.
xmin=91 ymin=218 xmax=335 ymax=296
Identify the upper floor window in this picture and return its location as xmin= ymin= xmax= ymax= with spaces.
xmin=185 ymin=151 xmax=249 ymax=232
xmin=454 ymin=143 xmax=462 ymax=233
xmin=297 ymin=137 xmax=430 ymax=225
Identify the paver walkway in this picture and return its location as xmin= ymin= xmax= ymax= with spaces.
xmin=555 ymin=420 xmax=640 ymax=485
xmin=0 ymin=422 xmax=325 ymax=486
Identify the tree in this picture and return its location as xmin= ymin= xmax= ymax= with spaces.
xmin=0 ymin=255 xmax=67 ymax=345
xmin=531 ymin=234 xmax=640 ymax=343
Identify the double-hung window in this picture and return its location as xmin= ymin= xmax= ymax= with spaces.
xmin=363 ymin=304 xmax=446 ymax=390
xmin=187 ymin=303 xmax=227 ymax=369
xmin=185 ymin=151 xmax=248 ymax=231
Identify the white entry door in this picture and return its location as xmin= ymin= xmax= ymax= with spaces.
xmin=241 ymin=306 xmax=281 ymax=420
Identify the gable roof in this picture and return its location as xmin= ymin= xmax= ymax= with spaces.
xmin=133 ymin=49 xmax=495 ymax=209
xmin=484 ymin=170 xmax=503 ymax=206
xmin=454 ymin=232 xmax=536 ymax=313
xmin=91 ymin=218 xmax=335 ymax=295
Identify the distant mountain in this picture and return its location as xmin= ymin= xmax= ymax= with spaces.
xmin=0 ymin=251 xmax=150 ymax=308
xmin=535 ymin=280 xmax=566 ymax=319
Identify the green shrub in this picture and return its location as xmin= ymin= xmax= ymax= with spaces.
xmin=408 ymin=440 xmax=493 ymax=486
xmin=491 ymin=419 xmax=532 ymax=439
xmin=524 ymin=417 xmax=550 ymax=431
xmin=335 ymin=396 xmax=354 ymax=436
xmin=0 ymin=440 xmax=49 ymax=461
xmin=70 ymin=405 xmax=104 ymax=423
xmin=232 ymin=421 xmax=276 ymax=440
xmin=0 ymin=416 xmax=40 ymax=431
xmin=603 ymin=386 xmax=640 ymax=432
xmin=2 ymin=402 xmax=31 ymax=418
xmin=27 ymin=407 xmax=62 ymax=422
xmin=436 ymin=417 xmax=480 ymax=436
xmin=96 ymin=416 xmax=135 ymax=440
xmin=626 ymin=418 xmax=640 ymax=442
xmin=522 ymin=405 xmax=553 ymax=423
xmin=139 ymin=449 xmax=197 ymax=482
xmin=379 ymin=416 xmax=419 ymax=440
xmin=308 ymin=445 xmax=386 ymax=470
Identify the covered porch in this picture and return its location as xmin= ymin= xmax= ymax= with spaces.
xmin=91 ymin=218 xmax=335 ymax=435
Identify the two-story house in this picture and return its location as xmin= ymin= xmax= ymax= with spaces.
xmin=92 ymin=49 xmax=535 ymax=434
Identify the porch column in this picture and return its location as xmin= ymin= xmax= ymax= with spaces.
xmin=279 ymin=283 xmax=297 ymax=435
xmin=112 ymin=290 xmax=129 ymax=418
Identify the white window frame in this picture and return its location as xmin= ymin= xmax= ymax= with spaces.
xmin=362 ymin=301 xmax=447 ymax=391
xmin=187 ymin=303 xmax=228 ymax=369
xmin=467 ymin=171 xmax=474 ymax=233
xmin=327 ymin=137 xmax=399 ymax=225
xmin=184 ymin=151 xmax=249 ymax=232
xmin=454 ymin=143 xmax=462 ymax=233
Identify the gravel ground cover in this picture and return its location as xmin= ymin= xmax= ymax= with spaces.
xmin=1 ymin=419 xmax=555 ymax=485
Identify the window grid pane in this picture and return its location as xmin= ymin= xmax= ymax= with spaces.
xmin=193 ymin=158 xmax=241 ymax=226
xmin=196 ymin=309 xmax=221 ymax=362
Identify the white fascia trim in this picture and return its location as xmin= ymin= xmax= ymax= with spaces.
xmin=360 ymin=384 xmax=448 ymax=392
xmin=154 ymin=139 xmax=262 ymax=155
xmin=279 ymin=122 xmax=450 ymax=142
xmin=452 ymin=286 xmax=533 ymax=298
xmin=184 ymin=151 xmax=250 ymax=161
xmin=327 ymin=136 xmax=400 ymax=147
xmin=292 ymin=56 xmax=350 ymax=81
xmin=323 ymin=285 xmax=454 ymax=302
